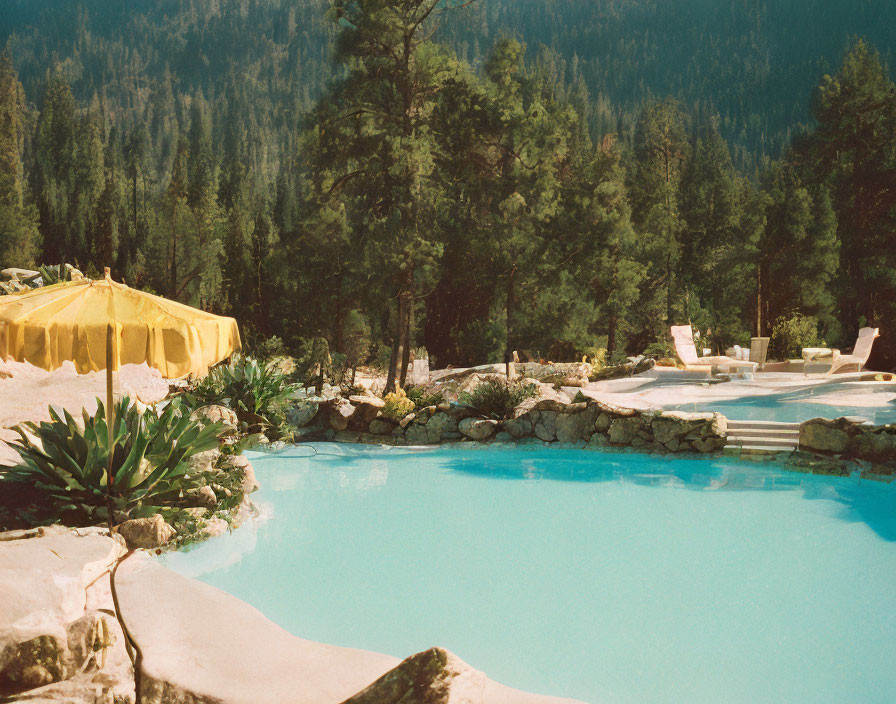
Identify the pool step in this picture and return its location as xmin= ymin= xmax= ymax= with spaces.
xmin=727 ymin=420 xmax=801 ymax=430
xmin=725 ymin=419 xmax=801 ymax=454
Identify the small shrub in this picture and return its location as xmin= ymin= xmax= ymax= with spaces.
xmin=372 ymin=342 xmax=393 ymax=374
xmin=7 ymin=397 xmax=223 ymax=523
xmin=405 ymin=384 xmax=445 ymax=409
xmin=583 ymin=347 xmax=607 ymax=371
xmin=459 ymin=379 xmax=539 ymax=420
xmin=770 ymin=312 xmax=824 ymax=359
xmin=642 ymin=337 xmax=675 ymax=359
xmin=381 ymin=388 xmax=416 ymax=421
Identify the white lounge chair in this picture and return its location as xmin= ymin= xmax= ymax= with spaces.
xmin=829 ymin=327 xmax=879 ymax=374
xmin=671 ymin=325 xmax=759 ymax=374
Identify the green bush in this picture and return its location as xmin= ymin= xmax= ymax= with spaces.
xmin=405 ymin=384 xmax=446 ymax=409
xmin=642 ymin=336 xmax=675 ymax=359
xmin=7 ymin=397 xmax=223 ymax=523
xmin=459 ymin=379 xmax=539 ymax=420
xmin=770 ymin=312 xmax=825 ymax=359
xmin=185 ymin=354 xmax=298 ymax=435
xmin=381 ymin=388 xmax=416 ymax=421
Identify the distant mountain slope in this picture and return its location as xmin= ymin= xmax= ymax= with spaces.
xmin=2 ymin=0 xmax=895 ymax=167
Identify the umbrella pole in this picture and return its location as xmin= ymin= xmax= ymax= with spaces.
xmin=106 ymin=323 xmax=115 ymax=529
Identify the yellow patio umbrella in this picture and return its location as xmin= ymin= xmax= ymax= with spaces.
xmin=0 ymin=268 xmax=241 ymax=508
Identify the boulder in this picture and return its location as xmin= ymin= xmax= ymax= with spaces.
xmin=405 ymin=415 xmax=443 ymax=444
xmin=0 ymin=527 xmax=133 ymax=701
xmin=532 ymin=410 xmax=557 ymax=442
xmin=589 ymin=397 xmax=639 ymax=417
xmin=349 ymin=395 xmax=385 ymax=408
xmin=405 ymin=412 xmax=453 ymax=445
xmin=191 ymin=405 xmax=239 ymax=435
xmin=800 ymin=418 xmax=851 ymax=454
xmin=327 ymin=398 xmax=355 ymax=431
xmin=348 ymin=397 xmax=383 ymax=431
xmin=608 ymin=417 xmax=643 ymax=445
xmin=225 ymin=454 xmax=259 ymax=494
xmin=590 ymin=357 xmax=656 ymax=381
xmin=188 ymin=447 xmax=221 ymax=475
xmin=503 ymin=414 xmax=534 ymax=439
xmin=114 ymin=556 xmax=399 ymax=704
xmin=116 ymin=514 xmax=176 ymax=550
xmin=368 ymin=418 xmax=396 ymax=436
xmin=555 ymin=406 xmax=598 ymax=444
xmin=343 ymin=647 xmax=581 ymax=704
xmin=533 ymin=398 xmax=570 ymax=413
xmin=196 ymin=485 xmax=217 ymax=509
xmin=287 ymin=401 xmax=319 ymax=429
xmin=692 ymin=436 xmax=726 ymax=453
xmin=851 ymin=428 xmax=896 ymax=462
xmin=458 ymin=418 xmax=499 ymax=441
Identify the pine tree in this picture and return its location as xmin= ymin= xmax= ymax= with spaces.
xmin=758 ymin=162 xmax=838 ymax=337
xmin=308 ymin=0 xmax=473 ymax=390
xmin=628 ymin=98 xmax=688 ymax=343
xmin=808 ymin=39 xmax=896 ymax=345
xmin=31 ymin=75 xmax=77 ymax=264
xmin=679 ymin=113 xmax=748 ymax=347
xmin=0 ymin=53 xmax=39 ymax=267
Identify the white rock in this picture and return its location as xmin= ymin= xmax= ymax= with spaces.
xmin=115 ymin=556 xmax=398 ymax=704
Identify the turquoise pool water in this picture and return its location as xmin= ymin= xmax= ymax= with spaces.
xmin=675 ymin=396 xmax=896 ymax=424
xmin=163 ymin=445 xmax=896 ymax=703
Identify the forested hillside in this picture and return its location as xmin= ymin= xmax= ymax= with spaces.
xmin=4 ymin=0 xmax=895 ymax=171
xmin=1 ymin=0 xmax=895 ymax=376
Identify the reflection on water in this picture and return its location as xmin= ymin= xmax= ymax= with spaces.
xmin=445 ymin=448 xmax=896 ymax=541
xmin=169 ymin=445 xmax=896 ymax=583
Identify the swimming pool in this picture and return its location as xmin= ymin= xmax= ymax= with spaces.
xmin=674 ymin=394 xmax=896 ymax=424
xmin=163 ymin=445 xmax=896 ymax=703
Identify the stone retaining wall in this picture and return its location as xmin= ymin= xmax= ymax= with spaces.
xmin=799 ymin=417 xmax=896 ymax=475
xmin=292 ymin=396 xmax=728 ymax=455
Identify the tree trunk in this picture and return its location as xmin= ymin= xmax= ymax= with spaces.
xmin=132 ymin=171 xmax=138 ymax=240
xmin=170 ymin=208 xmax=178 ymax=298
xmin=756 ymin=261 xmax=762 ymax=337
xmin=504 ymin=266 xmax=517 ymax=380
xmin=665 ymin=252 xmax=673 ymax=325
xmin=385 ymin=285 xmax=411 ymax=394
xmin=608 ymin=254 xmax=619 ymax=355
xmin=399 ymin=296 xmax=413 ymax=387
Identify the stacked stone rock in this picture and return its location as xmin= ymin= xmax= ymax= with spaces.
xmin=799 ymin=417 xmax=896 ymax=474
xmin=296 ymin=392 xmax=728 ymax=454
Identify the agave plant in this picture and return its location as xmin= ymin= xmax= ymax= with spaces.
xmin=459 ymin=379 xmax=539 ymax=420
xmin=185 ymin=353 xmax=298 ymax=434
xmin=6 ymin=397 xmax=223 ymax=522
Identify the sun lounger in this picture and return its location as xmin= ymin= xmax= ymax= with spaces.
xmin=829 ymin=327 xmax=879 ymax=374
xmin=671 ymin=325 xmax=759 ymax=374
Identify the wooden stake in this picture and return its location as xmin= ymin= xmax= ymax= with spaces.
xmin=106 ymin=322 xmax=115 ymax=527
